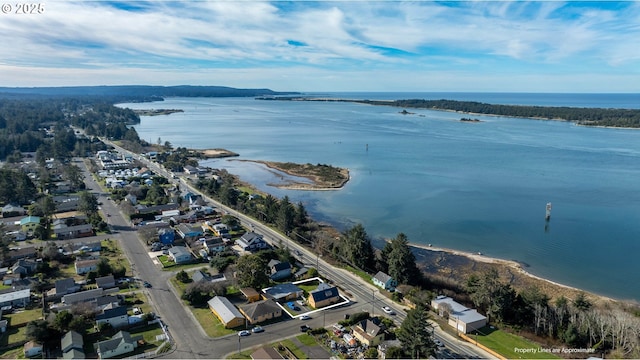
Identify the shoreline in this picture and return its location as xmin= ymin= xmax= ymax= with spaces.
xmin=408 ymin=242 xmax=618 ymax=304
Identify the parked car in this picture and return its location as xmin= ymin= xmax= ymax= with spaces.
xmin=435 ymin=339 xmax=444 ymax=348
xmin=143 ymin=281 xmax=152 ymax=288
xmin=300 ymin=325 xmax=311 ymax=332
xmin=251 ymin=326 xmax=264 ymax=333
xmin=382 ymin=306 xmax=395 ymax=315
xmin=238 ymin=330 xmax=251 ymax=337
xmin=300 ymin=315 xmax=311 ymax=320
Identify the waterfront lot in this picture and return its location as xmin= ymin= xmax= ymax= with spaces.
xmin=472 ymin=326 xmax=561 ymax=360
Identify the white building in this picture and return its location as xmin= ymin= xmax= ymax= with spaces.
xmin=431 ymin=295 xmax=487 ymax=334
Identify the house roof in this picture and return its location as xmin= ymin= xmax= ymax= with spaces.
xmin=309 ymin=283 xmax=340 ymax=302
xmin=168 ymin=246 xmax=190 ymax=258
xmin=96 ymin=305 xmax=128 ymax=320
xmin=75 ymin=259 xmax=100 ymax=269
xmin=207 ymin=296 xmax=244 ymax=324
xmin=355 ymin=319 xmax=383 ymax=339
xmin=432 ymin=296 xmax=470 ymax=314
xmin=62 ymin=348 xmax=85 ymax=359
xmin=19 ymin=216 xmax=40 ymax=225
xmin=192 ymin=270 xmax=209 ymax=283
xmin=240 ymin=287 xmax=260 ymax=299
xmin=450 ymin=309 xmax=487 ymax=324
xmin=373 ymin=271 xmax=393 ymax=284
xmin=95 ymin=275 xmax=115 ymax=288
xmin=251 ymin=346 xmax=284 ymax=360
xmin=263 ymin=283 xmax=303 ymax=300
xmin=61 ymin=330 xmax=84 ymax=353
xmin=0 ymin=288 xmax=30 ymax=303
xmin=95 ymin=331 xmax=136 ymax=355
xmin=239 ymin=299 xmax=281 ymax=319
xmin=62 ymin=288 xmax=105 ymax=304
xmin=55 ymin=278 xmax=77 ymax=294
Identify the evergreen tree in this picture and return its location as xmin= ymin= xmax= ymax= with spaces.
xmin=341 ymin=224 xmax=375 ymax=271
xmin=387 ymin=233 xmax=421 ymax=285
xmin=397 ymin=304 xmax=436 ymax=358
xmin=235 ymin=254 xmax=270 ymax=289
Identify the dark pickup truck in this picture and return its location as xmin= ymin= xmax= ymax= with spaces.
xmin=300 ymin=325 xmax=311 ymax=332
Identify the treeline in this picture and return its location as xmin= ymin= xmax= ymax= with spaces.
xmin=0 ymin=97 xmax=140 ymax=160
xmin=358 ymin=99 xmax=640 ymax=128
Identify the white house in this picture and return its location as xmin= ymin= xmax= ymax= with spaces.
xmin=75 ymin=259 xmax=100 ymax=275
xmin=24 ymin=341 xmax=43 ymax=358
xmin=235 ymin=232 xmax=268 ymax=252
xmin=431 ymin=295 xmax=487 ymax=334
xmin=95 ymin=331 xmax=141 ymax=359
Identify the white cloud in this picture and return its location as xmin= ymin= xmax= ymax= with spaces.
xmin=0 ymin=1 xmax=638 ymax=91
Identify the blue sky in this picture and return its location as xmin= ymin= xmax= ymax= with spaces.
xmin=1 ymin=1 xmax=639 ymax=92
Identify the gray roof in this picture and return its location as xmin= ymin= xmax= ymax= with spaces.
xmin=61 ymin=330 xmax=84 ymax=353
xmin=192 ymin=270 xmax=209 ymax=283
xmin=96 ymin=305 xmax=127 ymax=320
xmin=95 ymin=275 xmax=116 ymax=289
xmin=62 ymin=288 xmax=105 ymax=304
xmin=168 ymin=246 xmax=190 ymax=258
xmin=450 ymin=309 xmax=487 ymax=324
xmin=373 ymin=271 xmax=393 ymax=283
xmin=95 ymin=331 xmax=137 ymax=355
xmin=62 ymin=348 xmax=85 ymax=359
xmin=239 ymin=299 xmax=281 ymax=320
xmin=263 ymin=283 xmax=303 ymax=300
xmin=207 ymin=296 xmax=244 ymax=324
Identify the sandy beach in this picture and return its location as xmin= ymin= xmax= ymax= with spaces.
xmin=237 ymin=159 xmax=350 ymax=190
xmin=409 ymin=242 xmax=617 ymax=304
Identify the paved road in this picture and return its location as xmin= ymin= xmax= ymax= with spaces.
xmin=92 ymin=141 xmax=493 ymax=359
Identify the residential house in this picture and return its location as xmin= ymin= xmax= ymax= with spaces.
xmin=431 ymin=295 xmax=487 ymax=334
xmin=167 ymin=246 xmax=191 ymax=264
xmin=11 ymin=259 xmax=38 ymax=276
xmin=212 ymin=223 xmax=229 ymax=237
xmin=268 ymin=260 xmax=292 ymax=281
xmin=158 ymin=228 xmax=175 ymax=245
xmin=95 ymin=331 xmax=141 ymax=359
xmin=75 ymin=259 xmax=100 ymax=275
xmin=61 ymin=330 xmax=85 ymax=354
xmin=240 ymin=288 xmax=261 ymax=303
xmin=307 ymin=282 xmax=341 ymax=309
xmin=63 ymin=349 xmax=85 ymax=359
xmin=55 ymin=278 xmax=80 ymax=296
xmin=53 ymin=223 xmax=94 ymax=240
xmin=176 ymin=223 xmax=203 ymax=239
xmin=95 ymin=275 xmax=116 ymax=289
xmin=134 ymin=203 xmax=179 ymax=216
xmin=6 ymin=246 xmax=37 ymax=263
xmin=54 ymin=196 xmax=80 ymax=212
xmin=6 ymin=230 xmax=27 ymax=241
xmin=250 ymin=347 xmax=284 ymax=360
xmin=19 ymin=216 xmax=40 ymax=233
xmin=192 ymin=270 xmax=209 ymax=283
xmin=263 ymin=283 xmax=303 ymax=302
xmin=62 ymin=288 xmax=106 ymax=305
xmin=1 ymin=204 xmax=26 ymax=217
xmin=352 ymin=318 xmax=385 ymax=347
xmin=235 ymin=232 xmax=268 ymax=252
xmin=23 ymin=341 xmax=43 ymax=358
xmin=203 ymin=237 xmax=225 ymax=254
xmin=207 ymin=296 xmax=245 ymax=328
xmin=372 ymin=271 xmax=398 ymax=292
xmin=95 ymin=304 xmax=129 ymax=329
xmin=239 ymin=299 xmax=282 ymax=324
xmin=0 ymin=288 xmax=30 ymax=308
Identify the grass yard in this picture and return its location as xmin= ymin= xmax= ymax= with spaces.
xmin=5 ymin=309 xmax=42 ymax=327
xmin=191 ymin=307 xmax=235 ymax=338
xmin=279 ymin=339 xmax=307 ymax=359
xmin=131 ymin=324 xmax=165 ymax=345
xmin=472 ymin=327 xmax=562 ymax=360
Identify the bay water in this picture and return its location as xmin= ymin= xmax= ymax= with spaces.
xmin=119 ymin=93 xmax=640 ymax=301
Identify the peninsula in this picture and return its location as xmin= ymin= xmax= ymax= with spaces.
xmin=260 ymin=96 xmax=640 ymax=128
xmin=238 ymin=160 xmax=349 ymax=190
xmin=133 ymin=109 xmax=184 ymax=116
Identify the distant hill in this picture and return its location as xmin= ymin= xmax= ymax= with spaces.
xmin=0 ymin=85 xmax=297 ymax=100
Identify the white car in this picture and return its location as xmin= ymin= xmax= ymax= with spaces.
xmin=381 ymin=306 xmax=395 ymax=315
xmin=300 ymin=315 xmax=311 ymax=320
xmin=238 ymin=330 xmax=251 ymax=337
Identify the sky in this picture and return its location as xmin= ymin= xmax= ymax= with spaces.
xmin=1 ymin=1 xmax=639 ymax=93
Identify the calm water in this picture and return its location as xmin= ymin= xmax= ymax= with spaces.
xmin=119 ymin=93 xmax=640 ymax=301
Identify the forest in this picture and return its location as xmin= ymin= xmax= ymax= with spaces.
xmin=265 ymin=97 xmax=640 ymax=128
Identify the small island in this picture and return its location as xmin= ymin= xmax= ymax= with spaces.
xmin=241 ymin=160 xmax=349 ymax=190
xmin=133 ymin=109 xmax=184 ymax=116
xmin=460 ymin=117 xmax=482 ymax=122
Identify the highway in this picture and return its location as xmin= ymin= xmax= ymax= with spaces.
xmin=93 ymin=139 xmax=492 ymax=359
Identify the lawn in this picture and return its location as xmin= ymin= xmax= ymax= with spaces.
xmin=5 ymin=308 xmax=42 ymax=327
xmin=191 ymin=307 xmax=235 ymax=338
xmin=472 ymin=327 xmax=562 ymax=360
